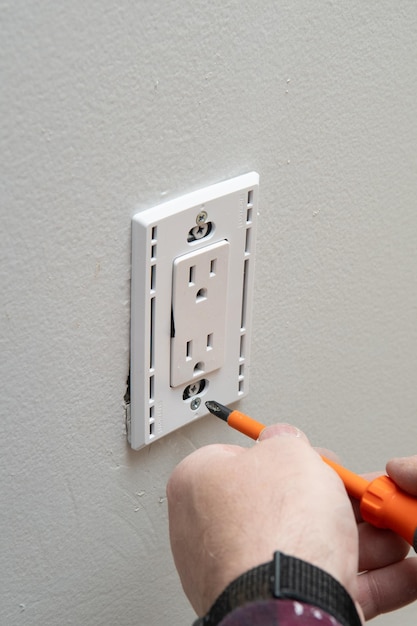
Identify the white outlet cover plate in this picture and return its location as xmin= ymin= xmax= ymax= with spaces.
xmin=129 ymin=172 xmax=259 ymax=449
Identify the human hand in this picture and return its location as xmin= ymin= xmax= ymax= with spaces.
xmin=354 ymin=454 xmax=417 ymax=619
xmin=387 ymin=454 xmax=417 ymax=496
xmin=167 ymin=424 xmax=361 ymax=619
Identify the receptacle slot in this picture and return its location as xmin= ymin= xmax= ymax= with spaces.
xmin=186 ymin=340 xmax=192 ymax=360
xmin=206 ymin=333 xmax=213 ymax=350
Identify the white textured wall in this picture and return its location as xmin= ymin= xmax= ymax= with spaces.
xmin=2 ymin=2 xmax=417 ymax=624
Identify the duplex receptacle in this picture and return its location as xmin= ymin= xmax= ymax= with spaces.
xmin=170 ymin=240 xmax=230 ymax=388
xmin=129 ymin=172 xmax=259 ymax=450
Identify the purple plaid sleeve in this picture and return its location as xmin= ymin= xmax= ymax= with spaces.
xmin=218 ymin=599 xmax=343 ymax=626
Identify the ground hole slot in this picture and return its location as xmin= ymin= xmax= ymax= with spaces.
xmin=194 ymin=362 xmax=205 ymax=376
xmin=196 ymin=288 xmax=207 ymax=302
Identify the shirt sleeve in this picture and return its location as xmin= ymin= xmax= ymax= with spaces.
xmin=218 ymin=599 xmax=344 ymax=626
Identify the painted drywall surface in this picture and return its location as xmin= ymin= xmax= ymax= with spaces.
xmin=1 ymin=1 xmax=417 ymax=624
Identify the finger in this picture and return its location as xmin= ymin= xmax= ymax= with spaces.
xmin=357 ymin=556 xmax=417 ymax=620
xmin=386 ymin=456 xmax=417 ymax=496
xmin=357 ymin=522 xmax=410 ymax=572
xmin=257 ymin=423 xmax=309 ymax=443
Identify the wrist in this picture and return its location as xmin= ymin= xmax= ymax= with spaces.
xmin=193 ymin=552 xmax=362 ymax=626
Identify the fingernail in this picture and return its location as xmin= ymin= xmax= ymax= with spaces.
xmin=258 ymin=423 xmax=303 ymax=442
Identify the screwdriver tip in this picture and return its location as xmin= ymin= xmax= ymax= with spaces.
xmin=205 ymin=400 xmax=232 ymax=422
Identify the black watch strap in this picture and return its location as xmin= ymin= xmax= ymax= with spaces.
xmin=193 ymin=552 xmax=362 ymax=626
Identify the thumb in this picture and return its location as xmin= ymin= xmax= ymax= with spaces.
xmin=258 ymin=423 xmax=309 ymax=443
xmin=386 ymin=455 xmax=417 ymax=496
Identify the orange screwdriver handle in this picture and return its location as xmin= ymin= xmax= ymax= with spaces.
xmin=321 ymin=456 xmax=369 ymax=500
xmin=227 ymin=410 xmax=265 ymax=440
xmin=360 ymin=475 xmax=417 ymax=551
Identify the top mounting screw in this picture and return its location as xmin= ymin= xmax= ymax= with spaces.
xmin=196 ymin=210 xmax=207 ymax=225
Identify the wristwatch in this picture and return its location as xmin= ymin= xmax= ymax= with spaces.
xmin=193 ymin=551 xmax=362 ymax=626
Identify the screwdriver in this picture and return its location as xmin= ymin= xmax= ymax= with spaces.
xmin=205 ymin=400 xmax=417 ymax=552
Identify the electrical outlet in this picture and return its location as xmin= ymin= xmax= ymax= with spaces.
xmin=170 ymin=240 xmax=230 ymax=387
xmin=129 ymin=172 xmax=259 ymax=449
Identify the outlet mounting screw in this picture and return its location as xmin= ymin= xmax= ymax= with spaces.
xmin=196 ymin=210 xmax=207 ymax=225
xmin=187 ymin=383 xmax=200 ymax=396
xmin=190 ymin=223 xmax=210 ymax=240
xmin=190 ymin=398 xmax=201 ymax=410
